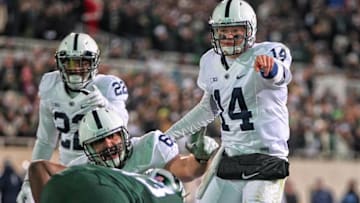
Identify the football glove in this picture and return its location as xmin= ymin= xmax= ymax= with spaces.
xmin=79 ymin=85 xmax=108 ymax=109
xmin=186 ymin=127 xmax=219 ymax=164
xmin=16 ymin=180 xmax=34 ymax=203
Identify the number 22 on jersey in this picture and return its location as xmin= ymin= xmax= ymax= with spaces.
xmin=55 ymin=112 xmax=84 ymax=150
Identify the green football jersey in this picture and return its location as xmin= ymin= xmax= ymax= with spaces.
xmin=40 ymin=164 xmax=183 ymax=203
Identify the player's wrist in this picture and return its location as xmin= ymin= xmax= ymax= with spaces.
xmin=261 ymin=62 xmax=278 ymax=79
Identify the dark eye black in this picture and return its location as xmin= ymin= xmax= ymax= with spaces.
xmin=233 ymin=34 xmax=244 ymax=40
xmin=218 ymin=34 xmax=227 ymax=40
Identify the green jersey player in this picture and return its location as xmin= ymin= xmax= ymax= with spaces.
xmin=39 ymin=164 xmax=184 ymax=203
xmin=28 ymin=107 xmax=219 ymax=202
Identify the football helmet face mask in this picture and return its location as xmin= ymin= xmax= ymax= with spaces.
xmin=144 ymin=168 xmax=186 ymax=198
xmin=79 ymin=107 xmax=132 ymax=168
xmin=55 ymin=32 xmax=100 ymax=90
xmin=209 ymin=0 xmax=257 ymax=56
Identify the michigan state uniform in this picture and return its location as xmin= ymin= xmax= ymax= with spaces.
xmin=69 ymin=130 xmax=179 ymax=173
xmin=40 ymin=164 xmax=183 ymax=203
xmin=34 ymin=71 xmax=129 ymax=165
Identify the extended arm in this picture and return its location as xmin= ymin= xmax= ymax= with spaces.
xmin=165 ymin=92 xmax=219 ymax=140
xmin=164 ymin=154 xmax=208 ymax=182
xmin=28 ymin=160 xmax=67 ymax=203
xmin=254 ymin=44 xmax=292 ymax=86
xmin=32 ymin=100 xmax=58 ymax=161
xmin=165 ymin=128 xmax=219 ymax=182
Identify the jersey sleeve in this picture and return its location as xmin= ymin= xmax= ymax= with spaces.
xmin=165 ymin=50 xmax=219 ymax=140
xmin=38 ymin=72 xmax=58 ymax=98
xmin=125 ymin=131 xmax=179 ymax=172
xmin=96 ymin=75 xmax=129 ymax=126
xmin=197 ymin=50 xmax=213 ymax=92
xmin=152 ymin=130 xmax=179 ymax=166
xmin=32 ymin=86 xmax=59 ymax=161
xmin=165 ymin=92 xmax=218 ymax=140
xmin=102 ymin=75 xmax=129 ymax=102
xmin=260 ymin=42 xmax=292 ymax=86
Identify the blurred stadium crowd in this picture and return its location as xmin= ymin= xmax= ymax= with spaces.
xmin=1 ymin=0 xmax=360 ymax=203
xmin=1 ymin=0 xmax=360 ymax=160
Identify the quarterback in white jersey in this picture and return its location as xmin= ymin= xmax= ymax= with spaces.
xmin=17 ymin=33 xmax=128 ymax=203
xmin=166 ymin=0 xmax=292 ymax=202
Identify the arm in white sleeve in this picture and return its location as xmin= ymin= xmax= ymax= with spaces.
xmin=32 ymin=100 xmax=58 ymax=160
xmin=262 ymin=44 xmax=292 ymax=86
xmin=165 ymin=91 xmax=219 ymax=140
xmin=102 ymin=76 xmax=129 ymax=126
xmin=262 ymin=59 xmax=292 ymax=86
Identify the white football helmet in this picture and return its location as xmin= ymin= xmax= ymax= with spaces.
xmin=79 ymin=107 xmax=132 ymax=168
xmin=209 ymin=0 xmax=257 ymax=55
xmin=144 ymin=168 xmax=186 ymax=198
xmin=55 ymin=32 xmax=100 ymax=90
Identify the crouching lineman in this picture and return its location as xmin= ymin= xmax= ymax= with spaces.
xmin=34 ymin=164 xmax=185 ymax=203
xmin=28 ymin=107 xmax=219 ymax=202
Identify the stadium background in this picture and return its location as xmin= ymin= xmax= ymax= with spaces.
xmin=0 ymin=0 xmax=359 ymax=202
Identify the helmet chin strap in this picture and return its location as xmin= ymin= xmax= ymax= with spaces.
xmin=221 ymin=54 xmax=230 ymax=71
xmin=63 ymin=78 xmax=92 ymax=98
xmin=64 ymin=83 xmax=83 ymax=98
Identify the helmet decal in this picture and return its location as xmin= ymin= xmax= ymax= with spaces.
xmin=92 ymin=110 xmax=103 ymax=129
xmin=73 ymin=33 xmax=79 ymax=51
xmin=225 ymin=0 xmax=232 ymax=17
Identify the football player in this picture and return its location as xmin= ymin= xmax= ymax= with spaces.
xmin=35 ymin=164 xmax=185 ymax=203
xmin=28 ymin=107 xmax=219 ymax=203
xmin=165 ymin=0 xmax=292 ymax=202
xmin=17 ymin=32 xmax=129 ymax=203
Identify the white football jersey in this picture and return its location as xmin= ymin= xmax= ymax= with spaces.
xmin=68 ymin=130 xmax=179 ymax=173
xmin=198 ymin=42 xmax=292 ymax=159
xmin=34 ymin=71 xmax=129 ymax=165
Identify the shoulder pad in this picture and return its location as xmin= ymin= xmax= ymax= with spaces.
xmin=91 ymin=74 xmax=128 ymax=100
xmin=91 ymin=74 xmax=124 ymax=89
xmin=39 ymin=71 xmax=62 ymax=97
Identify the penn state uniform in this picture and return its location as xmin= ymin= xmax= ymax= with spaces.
xmin=198 ymin=41 xmax=292 ymax=158
xmin=69 ymin=130 xmax=179 ymax=173
xmin=176 ymin=41 xmax=292 ymax=203
xmin=165 ymin=0 xmax=293 ymax=201
xmin=17 ymin=32 xmax=130 ymax=203
xmin=34 ymin=71 xmax=129 ymax=165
